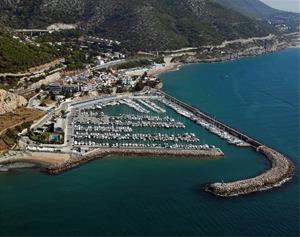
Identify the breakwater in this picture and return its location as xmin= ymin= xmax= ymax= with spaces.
xmin=158 ymin=90 xmax=295 ymax=197
xmin=45 ymin=147 xmax=224 ymax=175
xmin=205 ymin=146 xmax=295 ymax=197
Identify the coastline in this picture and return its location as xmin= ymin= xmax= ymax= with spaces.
xmin=0 ymin=152 xmax=70 ymax=171
xmin=153 ymin=41 xmax=299 ymax=77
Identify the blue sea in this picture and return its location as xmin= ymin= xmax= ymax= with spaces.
xmin=0 ymin=48 xmax=299 ymax=236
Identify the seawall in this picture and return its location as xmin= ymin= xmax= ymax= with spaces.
xmin=45 ymin=147 xmax=224 ymax=175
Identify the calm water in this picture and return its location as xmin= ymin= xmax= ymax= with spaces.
xmin=0 ymin=49 xmax=299 ymax=236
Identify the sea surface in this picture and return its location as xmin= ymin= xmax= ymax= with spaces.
xmin=0 ymin=49 xmax=299 ymax=236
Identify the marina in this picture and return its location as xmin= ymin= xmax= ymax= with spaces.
xmin=69 ymin=93 xmax=253 ymax=149
xmin=69 ymin=95 xmax=218 ymax=153
xmin=66 ymin=89 xmax=294 ymax=197
xmin=120 ymin=99 xmax=150 ymax=114
xmin=16 ymin=85 xmax=294 ymax=198
xmin=73 ymin=132 xmax=199 ymax=144
xmin=159 ymin=96 xmax=251 ymax=147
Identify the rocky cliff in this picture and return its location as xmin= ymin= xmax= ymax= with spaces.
xmin=0 ymin=89 xmax=27 ymax=114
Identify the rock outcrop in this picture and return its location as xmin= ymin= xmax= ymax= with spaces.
xmin=0 ymin=89 xmax=27 ymax=114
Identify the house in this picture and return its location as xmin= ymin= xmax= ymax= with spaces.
xmin=54 ymin=118 xmax=65 ymax=133
xmin=62 ymin=84 xmax=81 ymax=94
xmin=49 ymin=83 xmax=63 ymax=94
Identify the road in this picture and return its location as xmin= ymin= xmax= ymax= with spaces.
xmin=91 ymin=59 xmax=126 ymax=71
xmin=204 ymin=34 xmax=275 ymax=49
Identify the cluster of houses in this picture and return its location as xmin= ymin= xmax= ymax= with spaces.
xmin=95 ymin=52 xmax=126 ymax=66
xmin=85 ymin=36 xmax=121 ymax=47
xmin=48 ymin=68 xmax=159 ymax=99
xmin=49 ymin=73 xmax=97 ymax=97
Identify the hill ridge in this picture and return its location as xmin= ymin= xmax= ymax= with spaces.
xmin=0 ymin=0 xmax=274 ymax=50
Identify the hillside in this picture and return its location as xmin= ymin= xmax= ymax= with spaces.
xmin=214 ymin=0 xmax=278 ymax=18
xmin=215 ymin=0 xmax=300 ymax=32
xmin=0 ymin=0 xmax=274 ymax=51
xmin=0 ymin=26 xmax=57 ymax=74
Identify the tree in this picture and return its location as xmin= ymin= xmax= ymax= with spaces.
xmin=134 ymin=80 xmax=144 ymax=92
xmin=61 ymin=110 xmax=66 ymax=117
xmin=142 ymin=72 xmax=148 ymax=79
xmin=41 ymin=84 xmax=48 ymax=91
xmin=50 ymin=92 xmax=56 ymax=101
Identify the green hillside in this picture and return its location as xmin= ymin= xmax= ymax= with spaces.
xmin=0 ymin=30 xmax=56 ymax=73
xmin=214 ymin=0 xmax=277 ymax=18
xmin=0 ymin=0 xmax=274 ymax=51
xmin=215 ymin=0 xmax=300 ymax=32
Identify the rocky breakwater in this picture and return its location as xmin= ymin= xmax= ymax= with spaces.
xmin=0 ymin=89 xmax=27 ymax=115
xmin=45 ymin=147 xmax=224 ymax=175
xmin=205 ymin=146 xmax=295 ymax=197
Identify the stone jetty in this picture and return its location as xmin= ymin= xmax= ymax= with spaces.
xmin=205 ymin=146 xmax=295 ymax=197
xmin=45 ymin=147 xmax=224 ymax=175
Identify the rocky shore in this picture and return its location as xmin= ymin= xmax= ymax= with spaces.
xmin=197 ymin=43 xmax=289 ymax=64
xmin=205 ymin=146 xmax=295 ymax=197
xmin=45 ymin=147 xmax=224 ymax=175
xmin=174 ymin=35 xmax=293 ymax=65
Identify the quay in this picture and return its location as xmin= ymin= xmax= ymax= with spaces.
xmin=45 ymin=147 xmax=224 ymax=175
xmin=157 ymin=90 xmax=295 ymax=197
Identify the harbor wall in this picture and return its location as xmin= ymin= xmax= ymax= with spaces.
xmin=44 ymin=147 xmax=224 ymax=175
xmin=205 ymin=146 xmax=295 ymax=197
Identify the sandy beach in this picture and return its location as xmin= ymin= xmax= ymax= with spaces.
xmin=147 ymin=56 xmax=181 ymax=77
xmin=125 ymin=56 xmax=182 ymax=77
xmin=1 ymin=151 xmax=70 ymax=167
